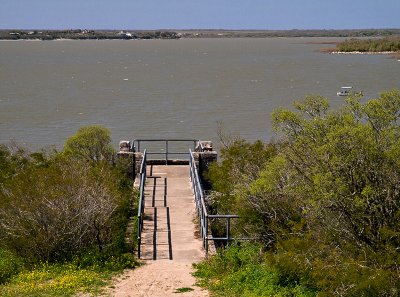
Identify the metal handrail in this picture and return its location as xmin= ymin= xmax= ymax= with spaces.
xmin=137 ymin=149 xmax=147 ymax=258
xmin=189 ymin=149 xmax=238 ymax=254
xmin=132 ymin=139 xmax=199 ymax=164
xmin=135 ymin=143 xmax=238 ymax=257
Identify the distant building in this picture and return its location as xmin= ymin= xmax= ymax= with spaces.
xmin=118 ymin=31 xmax=133 ymax=38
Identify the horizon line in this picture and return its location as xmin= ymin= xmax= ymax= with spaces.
xmin=1 ymin=27 xmax=400 ymax=31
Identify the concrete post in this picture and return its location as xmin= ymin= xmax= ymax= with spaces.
xmin=133 ymin=152 xmax=144 ymax=178
xmin=116 ymin=140 xmax=134 ymax=179
xmin=194 ymin=141 xmax=217 ymax=191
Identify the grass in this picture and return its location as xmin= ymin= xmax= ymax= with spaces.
xmin=0 ymin=249 xmax=24 ymax=284
xmin=0 ymin=263 xmax=107 ymax=297
xmin=193 ymin=243 xmax=317 ymax=297
xmin=0 ymin=250 xmax=139 ymax=297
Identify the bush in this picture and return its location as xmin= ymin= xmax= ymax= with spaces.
xmin=0 ymin=249 xmax=24 ymax=284
xmin=0 ymin=126 xmax=134 ymax=263
xmin=0 ymin=157 xmax=130 ymax=262
xmin=201 ymin=90 xmax=400 ymax=296
xmin=63 ymin=125 xmax=115 ymax=163
xmin=194 ymin=243 xmax=316 ymax=297
xmin=0 ymin=126 xmax=137 ymax=296
xmin=337 ymin=37 xmax=400 ymax=52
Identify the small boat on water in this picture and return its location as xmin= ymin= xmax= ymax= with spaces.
xmin=337 ymin=86 xmax=363 ymax=96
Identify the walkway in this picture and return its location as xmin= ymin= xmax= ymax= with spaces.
xmin=107 ymin=165 xmax=208 ymax=297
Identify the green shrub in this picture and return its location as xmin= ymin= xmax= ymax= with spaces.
xmin=0 ymin=159 xmax=129 ymax=262
xmin=0 ymin=249 xmax=24 ymax=284
xmin=0 ymin=126 xmax=135 ymax=263
xmin=200 ymin=90 xmax=400 ymax=296
xmin=337 ymin=37 xmax=400 ymax=52
xmin=194 ymin=243 xmax=316 ymax=297
xmin=63 ymin=125 xmax=115 ymax=163
xmin=0 ymin=126 xmax=139 ymax=296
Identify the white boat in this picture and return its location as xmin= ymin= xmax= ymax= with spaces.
xmin=337 ymin=86 xmax=353 ymax=96
xmin=337 ymin=86 xmax=363 ymax=97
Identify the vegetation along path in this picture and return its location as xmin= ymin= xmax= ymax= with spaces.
xmin=107 ymin=165 xmax=208 ymax=297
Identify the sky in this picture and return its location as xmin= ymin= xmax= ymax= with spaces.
xmin=0 ymin=0 xmax=399 ymax=30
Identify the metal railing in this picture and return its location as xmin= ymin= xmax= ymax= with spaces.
xmin=137 ymin=149 xmax=147 ymax=259
xmin=189 ymin=149 xmax=238 ymax=254
xmin=132 ymin=139 xmax=199 ymax=164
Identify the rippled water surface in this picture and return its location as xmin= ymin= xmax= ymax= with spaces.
xmin=0 ymin=38 xmax=399 ymax=149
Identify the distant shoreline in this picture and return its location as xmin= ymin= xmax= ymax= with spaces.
xmin=318 ymin=37 xmax=400 ymax=58
xmin=319 ymin=48 xmax=400 ymax=58
xmin=1 ymin=28 xmax=399 ymax=40
xmin=331 ymin=51 xmax=399 ymax=55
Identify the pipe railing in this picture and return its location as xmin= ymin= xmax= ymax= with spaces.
xmin=135 ymin=143 xmax=239 ymax=257
xmin=132 ymin=139 xmax=199 ymax=164
xmin=189 ymin=149 xmax=238 ymax=254
xmin=137 ymin=149 xmax=147 ymax=258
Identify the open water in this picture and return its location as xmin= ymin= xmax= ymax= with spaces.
xmin=0 ymin=38 xmax=399 ymax=150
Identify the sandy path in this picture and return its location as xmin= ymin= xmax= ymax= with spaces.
xmin=106 ymin=260 xmax=208 ymax=297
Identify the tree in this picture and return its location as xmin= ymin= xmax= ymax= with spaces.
xmin=0 ymin=126 xmax=132 ymax=263
xmin=271 ymin=90 xmax=400 ymax=250
xmin=206 ymin=90 xmax=400 ymax=295
xmin=63 ymin=125 xmax=114 ymax=163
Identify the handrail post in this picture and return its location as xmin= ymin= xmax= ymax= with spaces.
xmin=227 ymin=217 xmax=230 ymax=243
xmin=205 ymin=214 xmax=208 ymax=255
xmin=166 ymin=140 xmax=169 ymax=165
xmin=137 ymin=149 xmax=147 ymax=259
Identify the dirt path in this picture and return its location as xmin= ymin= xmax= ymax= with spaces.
xmin=106 ymin=260 xmax=208 ymax=297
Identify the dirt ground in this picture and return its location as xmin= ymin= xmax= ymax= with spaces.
xmin=105 ymin=260 xmax=208 ymax=297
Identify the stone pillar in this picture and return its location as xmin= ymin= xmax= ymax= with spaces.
xmin=194 ymin=141 xmax=217 ymax=191
xmin=198 ymin=151 xmax=217 ymax=191
xmin=116 ymin=140 xmax=134 ymax=178
xmin=133 ymin=152 xmax=144 ymax=178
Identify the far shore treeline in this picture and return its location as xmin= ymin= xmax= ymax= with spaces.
xmin=336 ymin=36 xmax=400 ymax=52
xmin=1 ymin=28 xmax=400 ymax=40
xmin=0 ymin=29 xmax=180 ymax=40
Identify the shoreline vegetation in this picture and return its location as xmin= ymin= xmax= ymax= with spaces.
xmin=195 ymin=89 xmax=400 ymax=297
xmin=319 ymin=36 xmax=400 ymax=58
xmin=1 ymin=28 xmax=400 ymax=41
xmin=2 ymin=28 xmax=399 ymax=58
xmin=336 ymin=36 xmax=400 ymax=52
xmin=1 ymin=90 xmax=400 ymax=296
xmin=0 ymin=126 xmax=139 ymax=296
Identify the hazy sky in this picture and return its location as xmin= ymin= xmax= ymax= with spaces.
xmin=1 ymin=0 xmax=399 ymax=30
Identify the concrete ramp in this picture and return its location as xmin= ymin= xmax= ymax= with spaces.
xmin=139 ymin=165 xmax=204 ymax=262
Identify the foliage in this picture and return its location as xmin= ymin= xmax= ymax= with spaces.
xmin=1 ymin=29 xmax=400 ymax=40
xmin=0 ymin=154 xmax=130 ymax=262
xmin=337 ymin=37 xmax=400 ymax=52
xmin=63 ymin=125 xmax=115 ymax=163
xmin=0 ymin=254 xmax=137 ymax=297
xmin=205 ymin=139 xmax=278 ymax=240
xmin=0 ymin=29 xmax=180 ymax=40
xmin=0 ymin=249 xmax=24 ymax=284
xmin=201 ymin=90 xmax=400 ymax=296
xmin=0 ymin=125 xmax=137 ymax=295
xmin=0 ymin=263 xmax=103 ymax=297
xmin=271 ymin=90 xmax=400 ymax=251
xmin=194 ymin=243 xmax=316 ymax=297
